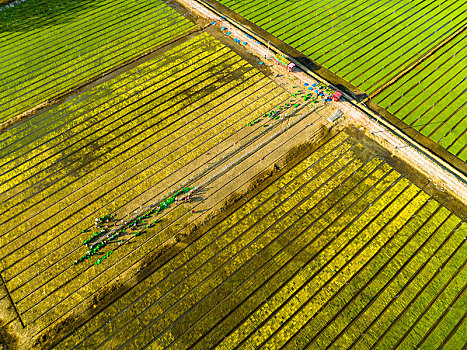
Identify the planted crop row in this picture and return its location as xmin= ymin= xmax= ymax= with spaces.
xmin=218 ymin=0 xmax=467 ymax=160
xmin=12 ymin=73 xmax=283 ymax=305
xmin=53 ymin=132 xmax=357 ymax=348
xmin=104 ymin=137 xmax=369 ymax=349
xmin=23 ymin=84 xmax=304 ymax=336
xmin=219 ymin=0 xmax=465 ymax=93
xmin=373 ymin=32 xmax=467 ymax=160
xmin=0 ymin=34 xmax=291 ymax=332
xmin=0 ymin=34 xmax=220 ymax=161
xmin=0 ymin=0 xmax=195 ymax=121
xmin=53 ymin=131 xmax=465 ymax=349
xmin=214 ymin=177 xmax=417 ymax=349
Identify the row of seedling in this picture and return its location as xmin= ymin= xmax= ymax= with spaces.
xmin=74 ymin=187 xmax=194 ymax=266
xmin=146 ymin=142 xmax=368 ymax=347
xmin=81 ymin=214 xmax=116 ymax=245
xmin=55 ymin=133 xmax=352 ymax=346
xmin=248 ymin=103 xmax=291 ymax=126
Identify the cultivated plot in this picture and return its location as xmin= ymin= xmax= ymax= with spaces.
xmin=216 ymin=0 xmax=467 ymax=160
xmin=218 ymin=0 xmax=466 ymax=93
xmin=53 ymin=131 xmax=466 ymax=349
xmin=0 ymin=0 xmax=195 ymax=122
xmin=0 ymin=32 xmax=290 ymax=335
xmin=373 ymin=31 xmax=467 ymax=161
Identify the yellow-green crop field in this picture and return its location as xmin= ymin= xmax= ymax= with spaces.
xmin=0 ymin=0 xmax=195 ymax=122
xmin=52 ymin=131 xmax=466 ymax=349
xmin=0 ymin=32 xmax=290 ymax=335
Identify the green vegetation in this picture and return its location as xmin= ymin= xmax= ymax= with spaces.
xmin=0 ymin=32 xmax=289 ymax=333
xmin=374 ymin=32 xmax=467 ymax=161
xmin=216 ymin=0 xmax=467 ymax=159
xmin=53 ymin=132 xmax=465 ymax=349
xmin=0 ymin=0 xmax=195 ymax=121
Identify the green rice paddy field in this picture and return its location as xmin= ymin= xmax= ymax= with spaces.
xmin=52 ymin=131 xmax=466 ymax=349
xmin=0 ymin=0 xmax=195 ymax=121
xmin=0 ymin=32 xmax=291 ymax=337
xmin=216 ymin=0 xmax=467 ymax=160
xmin=373 ymin=31 xmax=467 ymax=161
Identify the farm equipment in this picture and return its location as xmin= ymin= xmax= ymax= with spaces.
xmin=332 ymin=91 xmax=342 ymax=101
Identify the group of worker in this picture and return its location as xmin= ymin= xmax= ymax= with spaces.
xmin=74 ymin=186 xmax=199 ymax=266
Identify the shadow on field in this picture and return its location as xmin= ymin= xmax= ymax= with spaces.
xmin=0 ymin=320 xmax=19 ymax=350
xmin=0 ymin=0 xmax=101 ymax=33
xmin=293 ymin=56 xmax=368 ymax=103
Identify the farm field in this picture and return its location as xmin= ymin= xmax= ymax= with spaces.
xmin=214 ymin=0 xmax=467 ymax=160
xmin=0 ymin=0 xmax=195 ymax=122
xmin=0 ymin=32 xmax=292 ymax=339
xmin=373 ymin=31 xmax=467 ymax=161
xmin=52 ymin=131 xmax=466 ymax=349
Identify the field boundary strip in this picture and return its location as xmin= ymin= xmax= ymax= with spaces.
xmin=59 ymin=100 xmax=316 ymax=258
xmin=189 ymin=0 xmax=467 ymax=179
xmin=368 ymin=22 xmax=467 ymax=100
